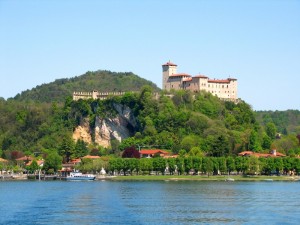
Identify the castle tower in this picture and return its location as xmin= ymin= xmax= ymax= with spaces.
xmin=162 ymin=61 xmax=177 ymax=91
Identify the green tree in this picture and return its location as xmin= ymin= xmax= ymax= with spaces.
xmin=192 ymin=157 xmax=202 ymax=174
xmin=43 ymin=152 xmax=62 ymax=174
xmin=235 ymin=157 xmax=243 ymax=174
xmin=127 ymin=158 xmax=139 ymax=175
xmin=266 ymin=122 xmax=277 ymax=139
xmin=74 ymin=140 xmax=88 ymax=158
xmin=218 ymin=157 xmax=227 ymax=174
xmin=26 ymin=160 xmax=40 ymax=174
xmin=226 ymin=156 xmax=236 ymax=175
xmin=167 ymin=158 xmax=176 ymax=175
xmin=262 ymin=133 xmax=272 ymax=150
xmin=175 ymin=157 xmax=184 ymax=175
xmin=139 ymin=158 xmax=153 ymax=175
xmin=152 ymin=157 xmax=166 ymax=175
xmin=184 ymin=157 xmax=193 ymax=175
xmin=248 ymin=130 xmax=261 ymax=151
xmin=59 ymin=136 xmax=74 ymax=162
xmin=201 ymin=157 xmax=213 ymax=177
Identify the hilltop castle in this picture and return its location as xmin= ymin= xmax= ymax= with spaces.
xmin=73 ymin=62 xmax=238 ymax=101
xmin=162 ymin=61 xmax=238 ymax=101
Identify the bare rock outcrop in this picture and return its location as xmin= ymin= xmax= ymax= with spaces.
xmin=72 ymin=119 xmax=92 ymax=143
xmin=73 ymin=104 xmax=137 ymax=148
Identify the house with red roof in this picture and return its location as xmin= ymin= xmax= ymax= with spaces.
xmin=26 ymin=160 xmax=44 ymax=167
xmin=140 ymin=149 xmax=170 ymax=158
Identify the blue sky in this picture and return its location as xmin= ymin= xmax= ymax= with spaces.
xmin=0 ymin=0 xmax=299 ymax=111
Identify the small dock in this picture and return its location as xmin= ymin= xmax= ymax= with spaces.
xmin=27 ymin=174 xmax=67 ymax=180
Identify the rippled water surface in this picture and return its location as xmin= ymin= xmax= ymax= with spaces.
xmin=1 ymin=180 xmax=300 ymax=224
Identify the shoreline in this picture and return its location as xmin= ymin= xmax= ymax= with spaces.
xmin=1 ymin=174 xmax=299 ymax=182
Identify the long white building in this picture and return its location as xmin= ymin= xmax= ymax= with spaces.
xmin=162 ymin=61 xmax=238 ymax=101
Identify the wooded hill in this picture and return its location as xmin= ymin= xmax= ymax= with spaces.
xmin=13 ymin=70 xmax=160 ymax=103
xmin=1 ymin=66 xmax=300 ymax=162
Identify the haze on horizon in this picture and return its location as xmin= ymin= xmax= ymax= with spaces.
xmin=0 ymin=0 xmax=299 ymax=111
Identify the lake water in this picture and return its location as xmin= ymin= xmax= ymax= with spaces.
xmin=0 ymin=180 xmax=300 ymax=224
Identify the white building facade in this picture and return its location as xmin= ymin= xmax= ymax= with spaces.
xmin=162 ymin=61 xmax=238 ymax=101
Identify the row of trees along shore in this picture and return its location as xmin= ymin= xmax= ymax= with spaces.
xmin=76 ymin=156 xmax=300 ymax=176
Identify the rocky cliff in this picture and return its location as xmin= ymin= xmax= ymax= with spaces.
xmin=72 ymin=103 xmax=137 ymax=147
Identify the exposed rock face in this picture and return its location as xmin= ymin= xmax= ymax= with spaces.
xmin=73 ymin=104 xmax=137 ymax=147
xmin=72 ymin=119 xmax=92 ymax=143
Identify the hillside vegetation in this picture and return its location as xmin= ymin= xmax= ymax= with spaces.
xmin=256 ymin=110 xmax=300 ymax=135
xmin=13 ymin=70 xmax=160 ymax=103
xmin=2 ymin=85 xmax=300 ymax=163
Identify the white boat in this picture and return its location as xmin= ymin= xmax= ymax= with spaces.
xmin=66 ymin=171 xmax=95 ymax=181
xmin=225 ymin=177 xmax=235 ymax=182
xmin=225 ymin=172 xmax=235 ymax=182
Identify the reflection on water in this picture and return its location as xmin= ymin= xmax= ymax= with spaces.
xmin=0 ymin=180 xmax=300 ymax=224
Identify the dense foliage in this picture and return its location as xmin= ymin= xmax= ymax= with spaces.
xmin=1 ymin=85 xmax=300 ymax=173
xmin=256 ymin=110 xmax=300 ymax=135
xmin=13 ymin=70 xmax=160 ymax=103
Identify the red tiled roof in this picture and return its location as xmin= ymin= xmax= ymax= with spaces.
xmin=140 ymin=149 xmax=169 ymax=155
xmin=183 ymin=77 xmax=192 ymax=82
xmin=26 ymin=160 xmax=44 ymax=166
xmin=238 ymin=151 xmax=286 ymax=158
xmin=16 ymin=156 xmax=33 ymax=161
xmin=208 ymin=79 xmax=230 ymax=84
xmin=82 ymin=155 xmax=101 ymax=159
xmin=169 ymin=73 xmax=191 ymax=77
xmin=194 ymin=75 xmax=208 ymax=78
xmin=71 ymin=158 xmax=81 ymax=163
xmin=162 ymin=61 xmax=177 ymax=66
xmin=238 ymin=151 xmax=254 ymax=156
xmin=276 ymin=152 xmax=286 ymax=157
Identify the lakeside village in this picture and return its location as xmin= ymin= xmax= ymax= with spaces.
xmin=1 ymin=62 xmax=300 ymax=181
xmin=1 ymin=148 xmax=300 ymax=181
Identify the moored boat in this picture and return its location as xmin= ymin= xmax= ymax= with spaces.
xmin=225 ymin=177 xmax=235 ymax=182
xmin=66 ymin=171 xmax=95 ymax=181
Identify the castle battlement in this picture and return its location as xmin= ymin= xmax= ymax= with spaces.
xmin=73 ymin=91 xmax=129 ymax=101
